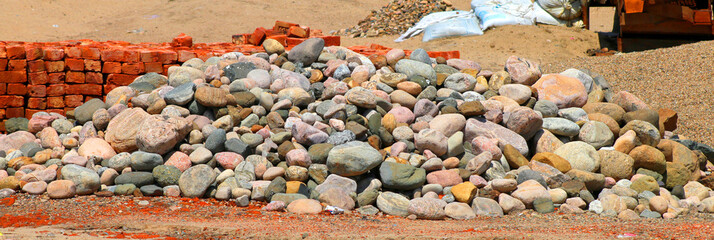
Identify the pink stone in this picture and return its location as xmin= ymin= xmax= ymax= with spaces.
xmin=329 ymin=119 xmax=345 ymax=131
xmin=388 ymin=106 xmax=415 ymax=124
xmin=286 ymin=149 xmax=311 ymax=167
xmin=447 ymin=58 xmax=481 ymax=71
xmin=28 ymin=115 xmax=59 ymax=133
xmin=77 ymin=138 xmax=117 ymax=160
xmin=215 ymin=152 xmax=244 ymax=170
xmin=47 ymin=180 xmax=76 ymax=199
xmin=604 ymin=177 xmax=616 ymax=188
xmin=0 ymin=131 xmax=37 ymax=152
xmin=39 ymin=127 xmax=61 ymax=148
xmin=163 ymin=185 xmax=181 ymax=197
xmin=426 ymin=169 xmax=463 ymax=187
xmin=262 ymin=200 xmax=286 ymax=211
xmin=469 ymin=175 xmax=488 ymax=188
xmin=0 ymin=170 xmax=7 ymax=181
xmin=371 ymin=90 xmax=390 ymax=102
xmin=22 ymin=181 xmax=47 ymax=195
xmin=428 ymin=114 xmax=466 ymax=137
xmin=423 ymin=150 xmax=437 ymax=160
xmin=256 ymin=127 xmax=271 ymax=139
xmin=292 ymin=121 xmax=328 ymax=145
xmin=165 ymin=151 xmax=192 ymax=172
xmin=532 ymin=74 xmax=587 ymax=109
xmin=61 ymin=155 xmax=88 ymax=166
xmin=471 ymin=136 xmax=502 ymax=160
xmin=611 ymin=91 xmax=650 ymax=112
xmin=390 ymin=142 xmax=407 ymax=157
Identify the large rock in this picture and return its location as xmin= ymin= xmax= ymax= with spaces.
xmin=414 ymin=129 xmax=448 ymax=156
xmin=46 ymin=180 xmax=76 ymax=199
xmin=288 ymin=38 xmax=324 ymax=66
xmin=291 ymin=121 xmax=329 ymax=146
xmin=314 ymin=174 xmax=357 ymax=195
xmin=408 ymin=197 xmax=447 ymax=219
xmin=380 ymin=161 xmax=426 ymax=190
xmin=532 ymin=74 xmax=587 ymax=108
xmin=464 ymin=118 xmax=529 ymax=156
xmin=554 ymin=141 xmax=601 ymax=172
xmin=506 ymin=107 xmax=543 ymax=140
xmin=472 ymin=197 xmax=504 ymax=216
xmin=376 ymin=192 xmax=410 ymax=217
xmin=178 ymin=165 xmax=217 ymax=197
xmin=429 ymin=114 xmax=466 ymax=137
xmin=505 ymin=56 xmax=541 ymax=86
xmin=60 ymin=164 xmax=100 ymax=195
xmin=77 ymin=138 xmax=117 ymax=160
xmin=326 ymin=141 xmax=382 ymax=176
xmin=318 ymin=188 xmax=355 ymax=210
xmin=597 ymin=150 xmax=634 ymax=180
xmin=579 ymin=121 xmax=614 ymax=149
xmin=511 ymin=179 xmax=550 ymax=208
xmin=105 ymin=108 xmax=151 ymax=152
xmin=619 ymin=120 xmax=660 ymax=147
xmin=194 ymin=86 xmax=227 ymax=107
xmin=287 ymin=199 xmax=323 ymax=214
xmin=395 ymin=59 xmax=437 ymax=84
xmin=135 ymin=115 xmax=192 ymax=155
xmin=74 ymin=98 xmax=106 ymax=124
xmin=445 ymin=202 xmax=476 ymax=220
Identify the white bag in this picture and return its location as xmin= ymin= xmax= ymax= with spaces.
xmin=422 ymin=15 xmax=484 ymax=42
xmin=471 ymin=0 xmax=535 ymax=30
xmin=537 ymin=0 xmax=582 ymax=20
xmin=395 ymin=10 xmax=474 ymax=42
xmin=533 ymin=1 xmax=569 ymax=25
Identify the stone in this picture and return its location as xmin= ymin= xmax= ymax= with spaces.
xmin=532 ymin=152 xmax=571 ymax=173
xmin=78 ymin=138 xmax=117 ymax=160
xmin=287 ymin=199 xmax=323 ymax=214
xmin=649 ymin=196 xmax=668 ymax=214
xmin=683 ymin=181 xmax=711 ymax=200
xmin=164 ymin=82 xmax=195 ymax=105
xmin=380 ymin=161 xmax=426 ymax=190
xmin=444 ymin=73 xmax=477 ymax=93
xmin=579 ymin=121 xmax=614 ymax=149
xmin=554 ymin=141 xmax=600 ymax=172
xmin=318 ymin=188 xmax=355 ymax=210
xmin=505 ymin=56 xmax=541 ymax=85
xmin=395 ymin=59 xmax=437 ymax=84
xmin=503 ymin=144 xmax=530 ymax=169
xmin=60 ymin=164 xmax=100 ymax=195
xmin=499 ymin=84 xmax=532 ymax=104
xmin=451 ymin=182 xmax=477 ymax=203
xmin=542 ymin=117 xmax=580 ymax=137
xmin=135 ymin=115 xmax=191 ymax=155
xmin=262 ymin=39 xmax=285 ymax=55
xmin=517 ymin=169 xmax=548 ymax=188
xmin=326 ymin=141 xmax=382 ymax=177
xmin=511 ymin=179 xmax=551 ymax=207
xmin=629 ymin=145 xmax=666 ymax=174
xmin=665 ymin=162 xmax=689 ymax=189
xmin=130 ymin=151 xmax=163 ymax=171
xmin=472 ymin=197 xmax=504 ymax=217
xmin=47 ymin=180 xmax=76 ymax=199
xmin=598 ymin=150 xmax=634 ymax=180
xmin=178 ymin=165 xmax=216 ymax=197
xmin=445 ymin=202 xmax=476 ymax=220
xmin=376 ymin=191 xmax=410 ymax=217
xmin=152 ymin=165 xmax=181 ymax=187
xmin=532 ymin=74 xmax=587 ymax=108
xmin=74 ymin=99 xmax=106 ymax=124
xmin=630 ymin=175 xmax=659 ymax=194
xmin=315 ymin=174 xmax=357 ymax=195
xmin=464 ymin=118 xmax=529 ymax=156
xmin=429 ymin=114 xmax=466 ymax=137
xmin=533 ymin=197 xmax=555 ymax=213
xmin=499 ymin=193 xmax=526 ymax=214
xmin=408 ymin=197 xmax=447 ymax=220
xmin=426 ymin=169 xmax=462 ymax=187
xmin=506 ymin=107 xmax=542 ymax=140
xmin=292 ymin=121 xmax=329 ymax=146
xmin=414 ymin=129 xmax=448 ymax=156
xmin=619 ymin=120 xmax=660 ymax=147
xmin=105 ymin=108 xmax=151 ymax=153
xmin=22 ymin=181 xmax=47 ymax=195
xmin=288 ymin=38 xmax=324 ymax=66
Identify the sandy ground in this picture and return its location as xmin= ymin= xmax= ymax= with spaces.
xmin=1 ymin=194 xmax=714 ymax=240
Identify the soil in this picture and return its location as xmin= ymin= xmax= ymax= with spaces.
xmin=1 ymin=1 xmax=713 ymax=238
xmin=2 ymin=194 xmax=714 ymax=239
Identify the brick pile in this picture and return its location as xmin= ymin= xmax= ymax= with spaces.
xmin=0 ymin=26 xmax=459 ymax=132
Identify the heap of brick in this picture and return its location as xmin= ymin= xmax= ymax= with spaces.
xmin=0 ymin=29 xmax=460 ymax=132
xmin=232 ymin=21 xmax=340 ymax=47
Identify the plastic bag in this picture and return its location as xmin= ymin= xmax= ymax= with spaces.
xmin=396 ymin=10 xmax=474 ymax=42
xmin=471 ymin=0 xmax=535 ymax=30
xmin=422 ymin=15 xmax=484 ymax=42
xmin=537 ymin=0 xmax=582 ymax=20
xmin=533 ymin=1 xmax=569 ymax=25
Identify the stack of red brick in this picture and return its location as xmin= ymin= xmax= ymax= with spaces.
xmin=232 ymin=21 xmax=340 ymax=47
xmin=0 ymin=31 xmax=460 ymax=132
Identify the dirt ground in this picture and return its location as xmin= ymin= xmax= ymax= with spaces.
xmin=2 ymin=194 xmax=714 ymax=240
xmin=1 ymin=0 xmax=713 ymax=239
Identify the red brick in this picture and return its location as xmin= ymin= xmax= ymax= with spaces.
xmin=0 ymin=83 xmax=5 ymax=94
xmin=65 ymin=95 xmax=84 ymax=107
xmin=47 ymin=84 xmax=67 ymax=96
xmin=0 ymin=96 xmax=24 ymax=108
xmin=320 ymin=36 xmax=341 ymax=46
xmin=27 ymin=97 xmax=47 ymax=109
xmin=86 ymin=72 xmax=103 ymax=84
xmin=158 ymin=51 xmax=178 ymax=64
xmin=65 ymin=58 xmax=85 ymax=71
xmin=0 ymin=59 xmax=7 ymax=70
xmin=171 ymin=33 xmax=193 ymax=47
xmin=0 ymin=46 xmax=5 ymax=58
xmin=286 ymin=38 xmax=305 ymax=46
xmin=8 ymin=59 xmax=26 ymax=71
xmin=122 ymin=62 xmax=145 ymax=75
xmin=6 ymin=107 xmax=24 ymax=118
xmin=81 ymin=47 xmax=101 ymax=60
xmin=43 ymin=48 xmax=65 ymax=61
xmin=124 ymin=49 xmax=140 ymax=63
xmin=101 ymin=49 xmax=140 ymax=63
xmin=144 ymin=62 xmax=163 ymax=73
xmin=0 ymin=110 xmax=4 ymax=119
xmin=177 ymin=50 xmax=196 ymax=63
xmin=6 ymin=45 xmax=26 ymax=59
xmin=104 ymin=84 xmax=120 ymax=94
xmin=65 ymin=47 xmax=82 ymax=59
xmin=107 ymin=74 xmax=138 ymax=85
xmin=29 ymin=71 xmax=49 ymax=85
xmin=47 ymin=96 xmax=65 ymax=108
xmin=24 ymin=46 xmax=43 ymax=60
xmin=28 ymin=85 xmax=47 ymax=97
xmin=48 ymin=72 xmax=65 ymax=84
xmin=84 ymin=59 xmax=102 ymax=72
xmin=267 ymin=35 xmax=288 ymax=46
xmin=140 ymin=50 xmax=159 ymax=62
xmin=273 ymin=21 xmax=299 ymax=33
xmin=251 ymin=27 xmax=267 ymax=46
xmin=26 ymin=109 xmax=42 ymax=118
xmin=66 ymin=71 xmax=86 ymax=83
xmin=28 ymin=60 xmax=46 ymax=72
xmin=66 ymin=84 xmax=102 ymax=95
xmin=45 ymin=61 xmax=65 ymax=73
xmin=102 ymin=62 xmax=122 ymax=74
xmin=7 ymin=83 xmax=28 ymax=95
xmin=287 ymin=26 xmax=309 ymax=38
xmin=0 ymin=71 xmax=28 ymax=83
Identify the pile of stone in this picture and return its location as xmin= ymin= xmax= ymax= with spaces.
xmin=334 ymin=0 xmax=454 ymax=37
xmin=2 ymin=37 xmax=714 ymax=220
